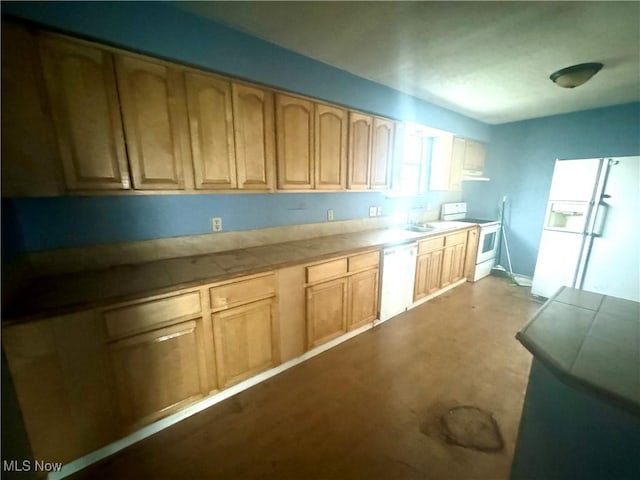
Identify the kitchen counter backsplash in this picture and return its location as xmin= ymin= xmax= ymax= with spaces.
xmin=22 ymin=217 xmax=395 ymax=277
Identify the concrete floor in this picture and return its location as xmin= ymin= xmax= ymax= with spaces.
xmin=71 ymin=276 xmax=541 ymax=480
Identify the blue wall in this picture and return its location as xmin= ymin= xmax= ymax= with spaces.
xmin=2 ymin=1 xmax=489 ymax=139
xmin=464 ymin=103 xmax=640 ymax=276
xmin=7 ymin=192 xmax=453 ymax=252
xmin=1 ymin=1 xmax=483 ymax=255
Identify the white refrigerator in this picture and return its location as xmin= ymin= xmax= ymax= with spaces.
xmin=532 ymin=156 xmax=640 ymax=302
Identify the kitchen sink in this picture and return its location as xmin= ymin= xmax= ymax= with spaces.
xmin=404 ymin=224 xmax=436 ymax=232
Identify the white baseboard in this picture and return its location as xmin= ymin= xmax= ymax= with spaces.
xmin=408 ymin=277 xmax=467 ymax=310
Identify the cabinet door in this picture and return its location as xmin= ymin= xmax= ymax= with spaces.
xmin=275 ymin=94 xmax=314 ymax=189
xmin=2 ymin=23 xmax=62 ymax=196
xmin=414 ymin=250 xmax=443 ymax=301
xmin=463 ymin=140 xmax=486 ymax=173
xmin=315 ymin=103 xmax=347 ymax=189
xmin=108 ymin=318 xmax=208 ymax=428
xmin=115 ymin=55 xmax=187 ymax=190
xmin=370 ymin=117 xmax=394 ymax=190
xmin=430 ymin=136 xmax=465 ymax=191
xmin=451 ymin=243 xmax=466 ymax=283
xmin=212 ymin=298 xmax=279 ymax=388
xmin=2 ymin=311 xmax=118 ymax=464
xmin=348 ymin=268 xmax=379 ymax=330
xmin=427 ymin=250 xmax=444 ymax=295
xmin=414 ymin=254 xmax=430 ymax=301
xmin=449 ymin=137 xmax=465 ymax=191
xmin=464 ymin=228 xmax=479 ymax=281
xmin=184 ymin=71 xmax=236 ymax=189
xmin=306 ymin=277 xmax=348 ymax=349
xmin=347 ymin=112 xmax=372 ymax=189
xmin=429 ymin=136 xmax=452 ymax=191
xmin=39 ymin=34 xmax=130 ymax=190
xmin=442 ymin=232 xmax=467 ymax=287
xmin=232 ymin=83 xmax=275 ymax=190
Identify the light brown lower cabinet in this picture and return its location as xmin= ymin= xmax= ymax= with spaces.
xmin=414 ymin=228 xmax=471 ymax=302
xmin=441 ymin=242 xmax=466 ymax=288
xmin=348 ymin=268 xmax=379 ymax=330
xmin=306 ymin=277 xmax=349 ymax=349
xmin=305 ymin=250 xmax=380 ymax=349
xmin=212 ymin=297 xmax=280 ymax=388
xmin=2 ymin=311 xmax=118 ymax=464
xmin=108 ymin=318 xmax=210 ymax=429
xmin=464 ymin=227 xmax=480 ymax=281
xmin=2 ymin=273 xmax=280 ymax=465
xmin=414 ymin=249 xmax=444 ymax=300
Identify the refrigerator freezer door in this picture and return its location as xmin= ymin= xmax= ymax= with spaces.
xmin=531 ymin=230 xmax=585 ymax=298
xmin=580 ymin=157 xmax=640 ymax=302
xmin=548 ymin=158 xmax=601 ymax=201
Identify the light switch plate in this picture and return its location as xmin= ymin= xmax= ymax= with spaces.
xmin=369 ymin=206 xmax=376 ymax=217
xmin=376 ymin=206 xmax=382 ymax=216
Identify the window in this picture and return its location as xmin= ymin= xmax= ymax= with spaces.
xmin=390 ymin=122 xmax=452 ymax=196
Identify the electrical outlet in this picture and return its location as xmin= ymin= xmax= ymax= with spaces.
xmin=376 ymin=206 xmax=382 ymax=216
xmin=327 ymin=209 xmax=334 ymax=221
xmin=369 ymin=206 xmax=376 ymax=217
xmin=211 ymin=217 xmax=222 ymax=232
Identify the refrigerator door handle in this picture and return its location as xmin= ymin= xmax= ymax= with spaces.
xmin=574 ymin=158 xmax=609 ymax=288
xmin=590 ymin=200 xmax=610 ymax=238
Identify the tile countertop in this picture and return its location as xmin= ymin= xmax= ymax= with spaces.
xmin=516 ymin=287 xmax=640 ymax=417
xmin=3 ymin=223 xmax=472 ymax=324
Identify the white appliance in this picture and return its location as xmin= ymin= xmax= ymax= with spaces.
xmin=378 ymin=242 xmax=418 ymax=324
xmin=441 ymin=202 xmax=501 ymax=281
xmin=532 ymin=156 xmax=640 ymax=302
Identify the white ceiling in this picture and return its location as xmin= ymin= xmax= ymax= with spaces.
xmin=177 ymin=1 xmax=640 ymax=125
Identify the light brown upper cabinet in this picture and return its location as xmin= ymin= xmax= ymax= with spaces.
xmin=4 ymin=22 xmax=400 ymax=196
xmin=2 ymin=23 xmax=62 ymax=196
xmin=115 ymin=55 xmax=187 ymax=190
xmin=275 ymin=94 xmax=314 ymax=190
xmin=232 ymin=83 xmax=275 ymax=190
xmin=184 ymin=72 xmax=236 ymax=189
xmin=315 ymin=103 xmax=347 ymax=189
xmin=39 ymin=34 xmax=130 ymax=191
xmin=370 ymin=117 xmax=394 ymax=189
xmin=347 ymin=112 xmax=372 ymax=190
xmin=347 ymin=112 xmax=394 ymax=190
xmin=429 ymin=136 xmax=465 ymax=191
xmin=430 ymin=136 xmax=487 ymax=190
xmin=462 ymin=139 xmax=486 ymax=175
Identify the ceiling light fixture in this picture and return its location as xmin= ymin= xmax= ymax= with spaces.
xmin=549 ymin=62 xmax=603 ymax=88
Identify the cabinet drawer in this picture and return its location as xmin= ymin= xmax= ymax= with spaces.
xmin=210 ymin=273 xmax=276 ymax=310
xmin=104 ymin=291 xmax=202 ymax=339
xmin=418 ymin=236 xmax=445 ymax=255
xmin=306 ymin=258 xmax=348 ymax=284
xmin=445 ymin=231 xmax=468 ymax=246
xmin=348 ymin=251 xmax=380 ymax=272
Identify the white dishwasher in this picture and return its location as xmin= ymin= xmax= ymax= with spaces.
xmin=377 ymin=242 xmax=418 ymax=325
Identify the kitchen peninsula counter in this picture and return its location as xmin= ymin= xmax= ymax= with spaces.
xmin=4 ymin=223 xmax=472 ymax=323
xmin=512 ymin=287 xmax=640 ymax=479
xmin=516 ymin=286 xmax=639 ymax=416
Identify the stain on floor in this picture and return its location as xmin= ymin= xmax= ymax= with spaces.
xmin=440 ymin=405 xmax=504 ymax=452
